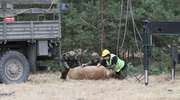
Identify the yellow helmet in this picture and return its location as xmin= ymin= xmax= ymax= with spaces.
xmin=102 ymin=49 xmax=110 ymax=57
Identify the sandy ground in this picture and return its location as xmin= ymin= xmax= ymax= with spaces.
xmin=0 ymin=72 xmax=180 ymax=100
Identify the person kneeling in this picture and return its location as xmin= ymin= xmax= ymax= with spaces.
xmin=98 ymin=49 xmax=127 ymax=79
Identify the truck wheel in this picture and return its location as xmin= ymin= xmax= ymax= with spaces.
xmin=0 ymin=51 xmax=30 ymax=84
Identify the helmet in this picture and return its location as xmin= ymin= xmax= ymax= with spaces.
xmin=101 ymin=49 xmax=110 ymax=57
xmin=91 ymin=52 xmax=100 ymax=59
xmin=91 ymin=52 xmax=99 ymax=57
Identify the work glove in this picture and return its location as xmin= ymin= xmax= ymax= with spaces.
xmin=63 ymin=62 xmax=70 ymax=69
xmin=81 ymin=64 xmax=87 ymax=67
xmin=96 ymin=63 xmax=101 ymax=67
xmin=107 ymin=65 xmax=116 ymax=70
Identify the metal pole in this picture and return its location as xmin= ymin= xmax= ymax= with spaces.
xmin=2 ymin=1 xmax=6 ymax=18
xmin=58 ymin=1 xmax=62 ymax=68
xmin=143 ymin=20 xmax=150 ymax=86
xmin=171 ymin=67 xmax=175 ymax=80
xmin=170 ymin=46 xmax=177 ymax=80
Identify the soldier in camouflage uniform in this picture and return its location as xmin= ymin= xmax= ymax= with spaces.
xmin=82 ymin=52 xmax=101 ymax=67
xmin=60 ymin=50 xmax=81 ymax=79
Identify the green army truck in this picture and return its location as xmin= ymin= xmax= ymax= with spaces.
xmin=0 ymin=0 xmax=61 ymax=84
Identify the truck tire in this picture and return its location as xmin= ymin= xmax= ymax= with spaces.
xmin=0 ymin=51 xmax=30 ymax=84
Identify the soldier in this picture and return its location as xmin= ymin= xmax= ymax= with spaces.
xmin=60 ymin=50 xmax=81 ymax=79
xmin=82 ymin=52 xmax=101 ymax=67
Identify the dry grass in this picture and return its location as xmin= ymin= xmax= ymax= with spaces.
xmin=0 ymin=72 xmax=180 ymax=100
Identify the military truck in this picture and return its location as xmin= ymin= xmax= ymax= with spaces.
xmin=0 ymin=0 xmax=61 ymax=84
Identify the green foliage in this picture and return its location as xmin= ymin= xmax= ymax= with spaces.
xmin=150 ymin=47 xmax=171 ymax=74
xmin=126 ymin=47 xmax=171 ymax=76
xmin=56 ymin=0 xmax=180 ymax=73
xmin=61 ymin=1 xmax=100 ymax=51
xmin=61 ymin=0 xmax=180 ymax=52
xmin=127 ymin=63 xmax=144 ymax=76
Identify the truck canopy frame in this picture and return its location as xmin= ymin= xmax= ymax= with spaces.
xmin=0 ymin=0 xmax=58 ymax=4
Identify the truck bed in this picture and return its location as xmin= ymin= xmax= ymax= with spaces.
xmin=0 ymin=20 xmax=60 ymax=41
